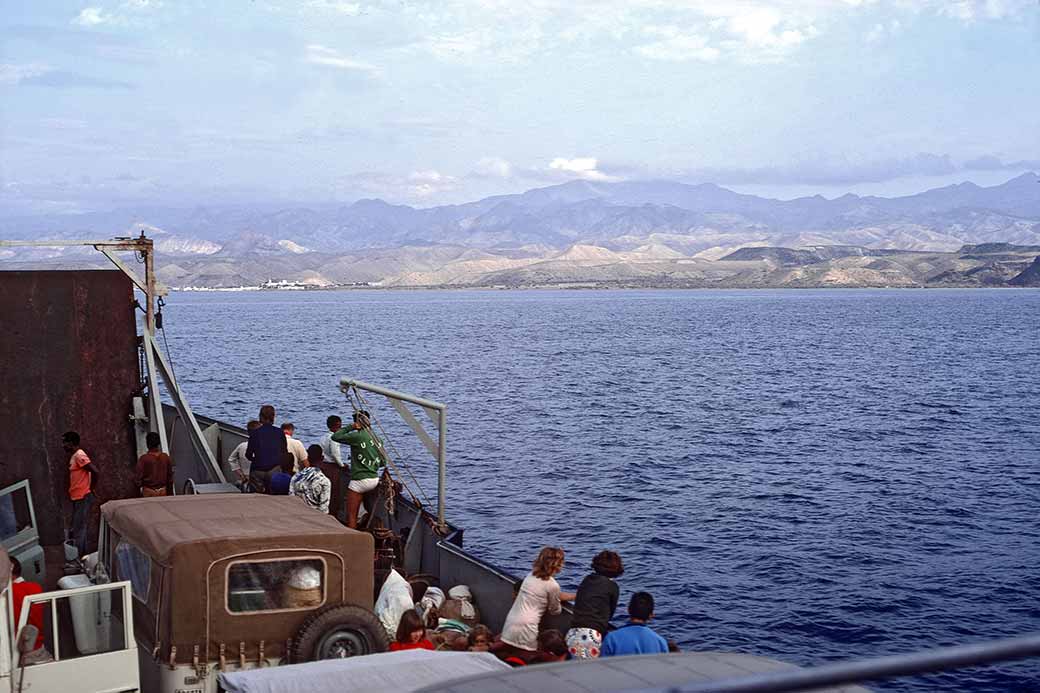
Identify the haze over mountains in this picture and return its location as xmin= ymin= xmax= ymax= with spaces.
xmin=2 ymin=173 xmax=1039 ymax=289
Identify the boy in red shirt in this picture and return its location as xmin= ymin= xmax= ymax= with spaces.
xmin=10 ymin=556 xmax=45 ymax=654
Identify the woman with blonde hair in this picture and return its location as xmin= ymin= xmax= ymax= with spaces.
xmin=496 ymin=547 xmax=576 ymax=662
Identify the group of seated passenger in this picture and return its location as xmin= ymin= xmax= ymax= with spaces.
xmin=380 ymin=546 xmax=676 ymax=666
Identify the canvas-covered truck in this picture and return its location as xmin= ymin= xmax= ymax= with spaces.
xmin=98 ymin=493 xmax=386 ymax=693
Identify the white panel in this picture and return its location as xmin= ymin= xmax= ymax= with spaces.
xmin=0 ymin=589 xmax=11 ymax=679
xmin=202 ymin=423 xmax=221 ymax=465
xmin=16 ymin=648 xmax=139 ymax=692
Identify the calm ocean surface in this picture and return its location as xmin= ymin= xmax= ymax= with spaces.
xmin=162 ymin=288 xmax=1040 ymax=692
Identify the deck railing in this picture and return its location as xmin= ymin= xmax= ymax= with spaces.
xmin=339 ymin=378 xmax=448 ymax=529
xmin=629 ymin=632 xmax=1040 ymax=693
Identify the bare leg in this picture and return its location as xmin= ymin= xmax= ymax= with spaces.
xmin=346 ymin=489 xmax=363 ymax=529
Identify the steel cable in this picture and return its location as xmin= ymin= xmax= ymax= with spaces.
xmin=344 ymin=385 xmax=433 ymax=509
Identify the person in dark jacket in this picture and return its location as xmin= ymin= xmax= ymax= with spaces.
xmin=245 ymin=404 xmax=287 ymax=493
xmin=565 ymin=550 xmax=624 ymax=658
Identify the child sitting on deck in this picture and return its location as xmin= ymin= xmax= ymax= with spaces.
xmin=467 ymin=625 xmax=492 ymax=652
xmin=532 ymin=630 xmax=568 ymax=663
xmin=389 ymin=610 xmax=435 ymax=651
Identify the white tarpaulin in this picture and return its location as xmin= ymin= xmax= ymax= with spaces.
xmin=217 ymin=650 xmax=509 ymax=693
xmin=374 ymin=568 xmax=414 ymax=639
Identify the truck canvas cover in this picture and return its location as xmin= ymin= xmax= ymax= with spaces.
xmin=101 ymin=494 xmax=373 ymax=663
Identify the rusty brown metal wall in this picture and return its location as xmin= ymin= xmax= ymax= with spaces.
xmin=0 ymin=270 xmax=140 ymax=548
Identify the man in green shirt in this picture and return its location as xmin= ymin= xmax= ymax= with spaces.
xmin=331 ymin=410 xmax=385 ymax=528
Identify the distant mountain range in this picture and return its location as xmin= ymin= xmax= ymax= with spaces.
xmin=1 ymin=173 xmax=1038 ymax=289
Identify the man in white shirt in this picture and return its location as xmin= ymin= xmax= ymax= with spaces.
xmin=320 ymin=415 xmax=346 ymax=521
xmin=281 ymin=423 xmax=308 ymax=472
xmin=228 ymin=420 xmax=260 ymax=482
xmin=319 ymin=415 xmax=343 ymax=466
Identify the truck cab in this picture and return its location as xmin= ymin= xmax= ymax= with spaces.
xmin=0 ymin=479 xmax=139 ymax=693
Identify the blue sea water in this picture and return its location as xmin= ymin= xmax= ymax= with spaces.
xmin=161 ymin=288 xmax=1040 ymax=692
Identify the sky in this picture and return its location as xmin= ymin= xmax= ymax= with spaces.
xmin=1 ymin=0 xmax=1039 ymax=213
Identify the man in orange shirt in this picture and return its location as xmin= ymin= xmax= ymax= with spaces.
xmin=63 ymin=431 xmax=100 ymax=558
xmin=10 ymin=556 xmax=45 ymax=654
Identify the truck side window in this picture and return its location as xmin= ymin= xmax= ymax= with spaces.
xmin=0 ymin=486 xmax=33 ymax=540
xmin=115 ymin=540 xmax=151 ymax=602
xmin=227 ymin=558 xmax=325 ymax=614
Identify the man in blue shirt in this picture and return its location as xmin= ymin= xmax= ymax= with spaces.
xmin=601 ymin=592 xmax=669 ymax=657
xmin=245 ymin=404 xmax=288 ymax=493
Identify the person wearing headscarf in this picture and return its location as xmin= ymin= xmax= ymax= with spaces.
xmin=289 ymin=445 xmax=332 ymax=513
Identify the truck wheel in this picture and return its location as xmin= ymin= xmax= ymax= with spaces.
xmin=291 ymin=604 xmax=388 ymax=661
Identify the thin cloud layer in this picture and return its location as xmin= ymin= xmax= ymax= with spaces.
xmin=72 ymin=7 xmax=111 ymax=27
xmin=371 ymin=0 xmax=1034 ymax=65
xmin=965 ymin=155 xmax=1040 ymax=172
xmin=1 ymin=1 xmax=1037 ymax=208
xmin=0 ymin=63 xmax=51 ymax=85
xmin=304 ymin=44 xmax=378 ymax=74
xmin=71 ymin=1 xmax=162 ymax=28
xmin=548 ymin=158 xmax=619 ymax=182
xmin=473 ymin=153 xmax=1036 ymax=189
xmin=687 ymin=153 xmax=961 ymax=186
xmin=407 ymin=170 xmax=459 ymax=198
xmin=0 ymin=63 xmax=134 ymax=89
xmin=474 ymin=157 xmax=514 ymax=179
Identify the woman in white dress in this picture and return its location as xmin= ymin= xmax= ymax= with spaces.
xmin=497 ymin=547 xmax=576 ymax=662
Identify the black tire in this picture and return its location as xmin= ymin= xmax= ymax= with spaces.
xmin=290 ymin=604 xmax=388 ymax=662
